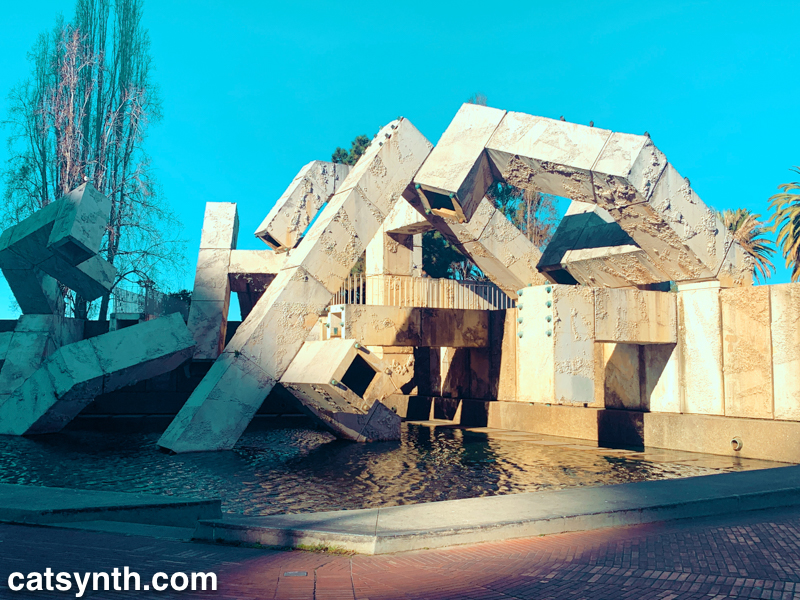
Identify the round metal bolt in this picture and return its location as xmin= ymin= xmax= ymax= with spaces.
xmin=517 ymin=317 xmax=523 ymax=323
xmin=415 ymin=183 xmax=421 ymax=189
xmin=519 ymin=290 xmax=524 ymax=296
xmin=518 ymin=332 xmax=523 ymax=338
xmin=545 ymin=286 xmax=552 ymax=293
xmin=354 ymin=342 xmax=360 ymax=349
xmin=518 ymin=305 xmax=523 ymax=311
xmin=528 ymin=283 xmax=532 ymax=287
xmin=546 ymin=300 xmax=552 ymax=308
xmin=545 ymin=315 xmax=552 ymax=322
xmin=546 ymin=330 xmax=552 ymax=337
xmin=330 ymin=379 xmax=337 ymax=386
xmin=731 ymin=437 xmax=743 ymax=451
xmin=325 ymin=323 xmax=330 ymax=328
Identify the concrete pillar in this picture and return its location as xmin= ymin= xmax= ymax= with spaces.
xmin=771 ymin=284 xmax=800 ymax=420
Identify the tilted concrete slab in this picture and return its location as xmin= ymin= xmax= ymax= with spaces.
xmin=195 ymin=466 xmax=800 ymax=554
xmin=228 ymin=249 xmax=285 ymax=319
xmin=0 ymin=313 xmax=195 ymax=435
xmin=329 ymin=304 xmax=489 ymax=348
xmin=0 ymin=183 xmax=116 ymax=307
xmin=0 ymin=316 xmax=84 ymax=400
xmin=255 ymin=161 xmax=351 ymax=252
xmin=280 ymin=339 xmax=400 ymax=441
xmin=414 ymin=105 xmax=752 ymax=287
xmin=159 ymin=118 xmax=433 ymax=453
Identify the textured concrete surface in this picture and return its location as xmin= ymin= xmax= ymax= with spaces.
xmin=194 ymin=466 xmax=800 ymax=554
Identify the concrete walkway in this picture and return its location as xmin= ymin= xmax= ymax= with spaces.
xmin=196 ymin=466 xmax=800 ymax=554
xmin=3 ymin=504 xmax=800 ymax=599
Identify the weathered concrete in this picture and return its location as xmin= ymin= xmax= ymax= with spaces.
xmin=771 ymin=284 xmax=800 ymax=421
xmin=280 ymin=339 xmax=401 ymax=441
xmin=721 ymin=286 xmax=773 ymax=419
xmin=414 ymin=105 xmax=753 ymax=288
xmin=0 ymin=183 xmax=116 ymax=307
xmin=594 ymin=288 xmax=676 ymax=344
xmin=328 ymin=305 xmax=489 ymax=348
xmin=186 ymin=203 xmax=238 ymax=360
xmin=195 ymin=467 xmax=800 ymax=554
xmin=159 ymin=118 xmax=432 ymax=452
xmin=677 ymin=283 xmax=724 ymax=415
xmin=0 ymin=313 xmax=195 ymax=435
xmin=516 ymin=285 xmax=597 ymax=405
xmin=255 ymin=161 xmax=351 ymax=252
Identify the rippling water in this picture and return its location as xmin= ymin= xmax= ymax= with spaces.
xmin=0 ymin=424 xmax=784 ymax=515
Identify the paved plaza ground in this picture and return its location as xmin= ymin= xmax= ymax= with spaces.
xmin=2 ymin=505 xmax=800 ymax=599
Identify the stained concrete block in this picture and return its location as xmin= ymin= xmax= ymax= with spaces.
xmin=48 ymin=183 xmax=111 ymax=264
xmin=771 ymin=284 xmax=800 ymax=421
xmin=228 ymin=250 xmax=285 ymax=276
xmin=192 ymin=249 xmax=232 ymax=303
xmin=721 ymin=287 xmax=773 ymax=419
xmin=160 ymin=119 xmax=432 ymax=452
xmin=678 ymin=285 xmax=724 ymax=415
xmin=199 ymin=203 xmax=238 ymax=250
xmin=594 ymin=288 xmax=676 ymax=344
xmin=0 ymin=313 xmax=195 ymax=435
xmin=279 ymin=339 xmax=400 ymax=441
xmin=186 ymin=299 xmax=230 ymax=361
xmin=414 ymin=103 xmax=506 ymax=219
xmin=516 ymin=285 xmax=596 ymax=405
xmin=256 ymin=161 xmax=351 ymax=251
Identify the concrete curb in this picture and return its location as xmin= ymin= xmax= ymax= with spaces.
xmin=194 ymin=466 xmax=800 ymax=554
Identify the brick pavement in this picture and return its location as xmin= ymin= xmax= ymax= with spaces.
xmin=2 ymin=506 xmax=800 ymax=599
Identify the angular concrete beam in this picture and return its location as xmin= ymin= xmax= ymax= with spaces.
xmin=402 ymin=193 xmax=547 ymax=297
xmin=186 ymin=203 xmax=238 ymax=360
xmin=159 ymin=118 xmax=432 ymax=452
xmin=228 ymin=250 xmax=286 ymax=319
xmin=256 ymin=161 xmax=351 ymax=252
xmin=279 ymin=339 xmax=401 ymax=441
xmin=414 ymin=105 xmax=752 ymax=287
xmin=0 ymin=183 xmax=116 ymax=308
xmin=327 ymin=304 xmax=489 ymax=347
xmin=0 ymin=313 xmax=195 ymax=435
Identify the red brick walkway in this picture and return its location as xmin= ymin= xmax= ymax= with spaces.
xmin=2 ymin=506 xmax=800 ymax=599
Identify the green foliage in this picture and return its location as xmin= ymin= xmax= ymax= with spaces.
xmin=718 ymin=208 xmax=776 ymax=283
xmin=768 ymin=167 xmax=800 ymax=282
xmin=332 ymin=134 xmax=371 ymax=166
xmin=486 ymin=181 xmax=559 ymax=249
xmin=421 ymin=230 xmax=484 ymax=280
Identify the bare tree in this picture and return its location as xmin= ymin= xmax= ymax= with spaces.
xmin=2 ymin=0 xmax=184 ymax=320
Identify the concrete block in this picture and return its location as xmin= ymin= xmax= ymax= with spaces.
xmin=0 ymin=313 xmax=195 ymax=435
xmin=256 ymin=161 xmax=350 ymax=251
xmin=516 ymin=285 xmax=596 ymax=405
xmin=186 ymin=300 xmax=230 ymax=361
xmin=228 ymin=249 xmax=285 ymax=276
xmin=191 ymin=249 xmax=232 ymax=303
xmin=771 ymin=283 xmax=800 ymax=420
xmin=38 ymin=253 xmax=115 ymax=301
xmin=720 ymin=287 xmax=773 ymax=419
xmin=678 ymin=286 xmax=724 ymax=415
xmin=161 ymin=119 xmax=431 ymax=452
xmin=594 ymin=288 xmax=676 ymax=344
xmin=199 ymin=202 xmax=238 ymax=250
xmin=160 ymin=351 xmax=276 ymax=452
xmin=414 ymin=103 xmax=506 ymax=220
xmin=280 ymin=339 xmax=400 ymax=441
xmin=48 ymin=183 xmax=111 ymax=264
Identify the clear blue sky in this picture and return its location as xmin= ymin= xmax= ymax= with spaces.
xmin=1 ymin=0 xmax=798 ymax=318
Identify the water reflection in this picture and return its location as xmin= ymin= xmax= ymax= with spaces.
xmin=0 ymin=424 xmax=786 ymax=515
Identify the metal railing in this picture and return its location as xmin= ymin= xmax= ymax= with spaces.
xmin=331 ymin=274 xmax=514 ymax=310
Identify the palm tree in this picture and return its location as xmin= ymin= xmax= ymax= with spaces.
xmin=718 ymin=208 xmax=776 ymax=283
xmin=768 ymin=167 xmax=800 ymax=282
